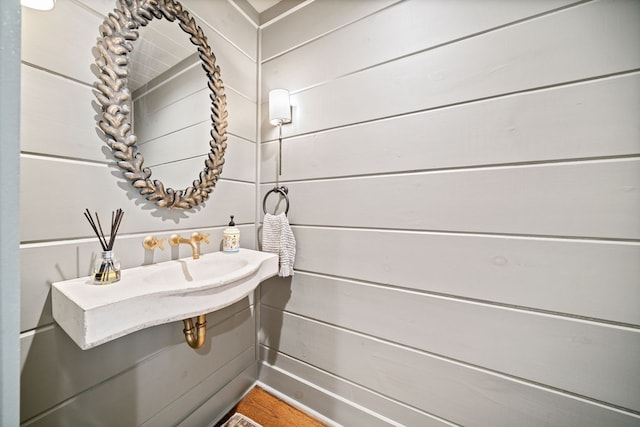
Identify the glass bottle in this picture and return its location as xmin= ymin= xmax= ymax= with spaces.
xmin=93 ymin=250 xmax=121 ymax=285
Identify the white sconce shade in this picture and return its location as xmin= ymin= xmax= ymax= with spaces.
xmin=21 ymin=0 xmax=56 ymax=10
xmin=268 ymin=89 xmax=291 ymax=176
xmin=269 ymin=89 xmax=291 ymax=126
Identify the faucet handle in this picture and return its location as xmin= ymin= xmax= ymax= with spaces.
xmin=191 ymin=232 xmax=210 ymax=244
xmin=168 ymin=234 xmax=183 ymax=247
xmin=143 ymin=236 xmax=165 ymax=251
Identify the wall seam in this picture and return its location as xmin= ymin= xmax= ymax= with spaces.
xmin=254 ymin=24 xmax=264 ymax=368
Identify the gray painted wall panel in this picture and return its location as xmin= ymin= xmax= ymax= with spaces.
xmin=146 ymin=134 xmax=256 ymax=185
xmin=187 ymin=0 xmax=259 ymax=61
xmin=17 ymin=0 xmax=640 ymax=424
xmin=175 ymin=363 xmax=256 ymax=427
xmin=23 ymin=305 xmax=254 ymax=425
xmin=262 ymin=273 xmax=640 ymax=410
xmin=261 ymin=307 xmax=640 ymax=427
xmin=262 ymin=0 xmax=640 ymax=139
xmin=20 ymin=65 xmax=102 ymax=162
xmin=20 ymin=156 xmax=255 ymax=242
xmin=262 ymin=74 xmax=640 ymax=182
xmin=261 ymin=0 xmax=399 ymax=60
xmin=261 ymin=0 xmax=579 ymax=98
xmin=21 ymin=0 xmax=100 ymax=84
xmin=20 ymin=0 xmax=258 ymax=424
xmin=269 ymin=159 xmax=640 ymax=240
xmin=289 ymin=227 xmax=640 ymax=326
xmin=258 ymin=0 xmax=640 ymax=424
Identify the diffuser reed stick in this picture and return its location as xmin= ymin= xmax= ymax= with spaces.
xmin=83 ymin=208 xmax=124 ymax=251
xmin=84 ymin=209 xmax=124 ymax=284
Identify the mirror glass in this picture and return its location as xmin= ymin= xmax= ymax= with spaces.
xmin=94 ymin=1 xmax=228 ymax=209
xmin=131 ymin=19 xmax=207 ymax=191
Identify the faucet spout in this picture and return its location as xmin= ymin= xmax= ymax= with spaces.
xmin=169 ymin=234 xmax=200 ymax=259
xmin=169 ymin=232 xmax=210 ymax=260
xmin=189 ymin=240 xmax=199 ymax=259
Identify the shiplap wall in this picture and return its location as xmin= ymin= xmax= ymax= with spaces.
xmin=258 ymin=0 xmax=640 ymax=426
xmin=19 ymin=0 xmax=258 ymax=425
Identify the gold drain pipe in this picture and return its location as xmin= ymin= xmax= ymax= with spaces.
xmin=182 ymin=315 xmax=207 ymax=349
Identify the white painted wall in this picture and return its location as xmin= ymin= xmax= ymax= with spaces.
xmin=258 ymin=0 xmax=640 ymax=425
xmin=19 ymin=0 xmax=258 ymax=424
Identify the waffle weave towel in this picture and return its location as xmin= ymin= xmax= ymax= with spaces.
xmin=262 ymin=213 xmax=296 ymax=277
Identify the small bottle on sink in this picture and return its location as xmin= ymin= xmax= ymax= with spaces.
xmin=223 ymin=215 xmax=240 ymax=253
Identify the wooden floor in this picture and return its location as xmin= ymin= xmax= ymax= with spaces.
xmin=216 ymin=386 xmax=328 ymax=427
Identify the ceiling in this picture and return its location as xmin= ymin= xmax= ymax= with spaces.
xmin=241 ymin=0 xmax=302 ymax=25
xmin=246 ymin=0 xmax=282 ymax=13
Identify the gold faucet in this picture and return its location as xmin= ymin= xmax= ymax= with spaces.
xmin=169 ymin=232 xmax=209 ymax=259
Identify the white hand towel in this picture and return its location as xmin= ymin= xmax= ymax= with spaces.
xmin=262 ymin=213 xmax=296 ymax=277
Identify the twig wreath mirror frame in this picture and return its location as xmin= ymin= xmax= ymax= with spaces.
xmin=94 ymin=0 xmax=228 ymax=209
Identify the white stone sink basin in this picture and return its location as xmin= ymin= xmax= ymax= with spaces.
xmin=142 ymin=256 xmax=249 ymax=286
xmin=52 ymin=249 xmax=278 ymax=350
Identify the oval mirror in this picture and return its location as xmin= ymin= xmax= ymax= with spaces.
xmin=94 ymin=0 xmax=228 ymax=209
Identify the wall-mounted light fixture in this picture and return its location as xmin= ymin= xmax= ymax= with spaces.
xmin=269 ymin=89 xmax=291 ymax=176
xmin=21 ymin=0 xmax=56 ymax=10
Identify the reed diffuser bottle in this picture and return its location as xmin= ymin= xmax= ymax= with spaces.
xmin=84 ymin=208 xmax=125 ymax=285
xmin=93 ymin=250 xmax=121 ymax=285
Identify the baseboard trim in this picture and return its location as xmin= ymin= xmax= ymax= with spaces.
xmin=257 ymin=351 xmax=453 ymax=427
xmin=258 ymin=361 xmax=405 ymax=427
xmin=256 ymin=380 xmax=343 ymax=427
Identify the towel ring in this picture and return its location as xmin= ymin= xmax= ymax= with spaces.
xmin=263 ymin=186 xmax=290 ymax=215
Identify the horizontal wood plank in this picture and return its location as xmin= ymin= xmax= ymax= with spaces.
xmin=76 ymin=0 xmax=258 ymax=62
xmin=135 ymin=84 xmax=255 ymax=144
xmin=186 ymin=0 xmax=258 ymax=61
xmin=227 ymin=88 xmax=258 ymax=142
xmin=144 ymin=351 xmax=256 ymax=427
xmin=143 ymin=136 xmax=255 ymax=190
xmin=262 ymin=0 xmax=640 ymax=138
xmin=21 ymin=0 xmax=101 ymax=84
xmin=20 ymin=65 xmax=102 ymax=162
xmin=268 ymin=159 xmax=640 ymax=240
xmin=21 ymin=66 xmax=256 ymax=168
xmin=261 ymin=0 xmax=398 ymax=60
xmin=20 ymin=156 xmax=255 ymax=242
xmin=261 ymin=0 xmax=577 ymax=98
xmin=261 ymin=273 xmax=640 ymax=410
xmin=260 ymin=307 xmax=640 ymax=426
xmin=284 ymin=227 xmax=640 ymax=326
xmin=21 ymin=301 xmax=254 ymax=422
xmin=262 ymin=74 xmax=640 ymax=181
xmin=38 ymin=0 xmax=258 ymax=88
